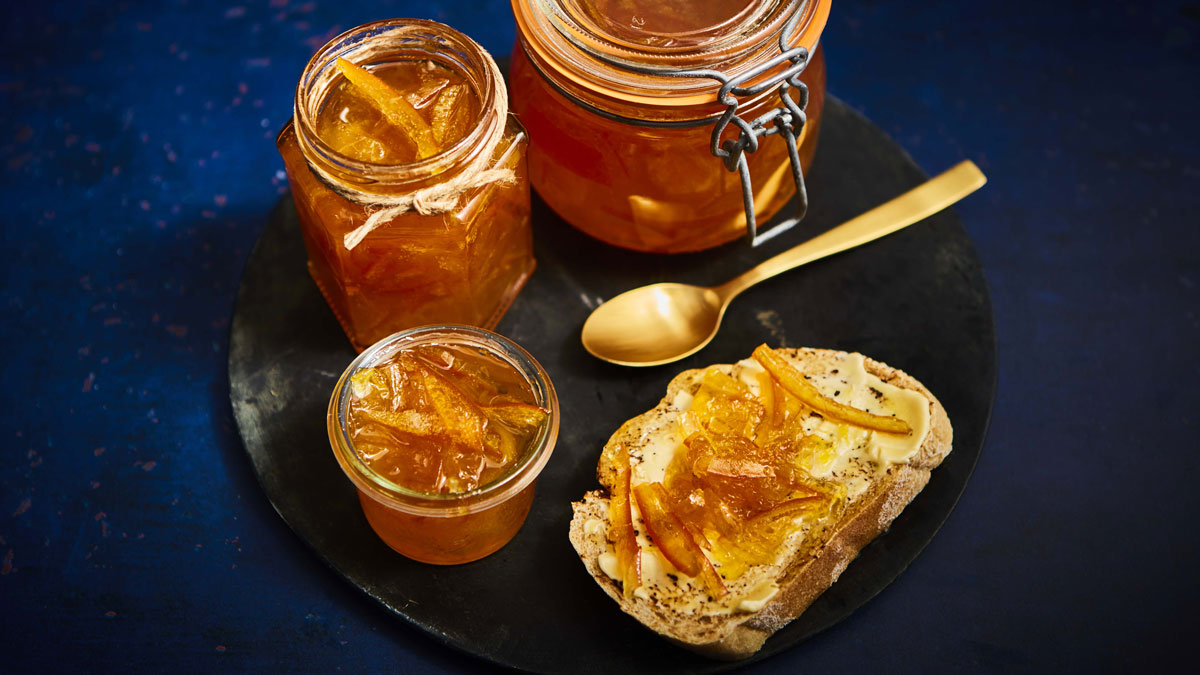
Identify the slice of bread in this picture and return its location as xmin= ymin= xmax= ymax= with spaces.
xmin=568 ymin=347 xmax=953 ymax=660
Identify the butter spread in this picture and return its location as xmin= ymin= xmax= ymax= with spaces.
xmin=583 ymin=517 xmax=606 ymax=537
xmin=630 ymin=395 xmax=690 ymax=486
xmin=598 ymin=551 xmax=620 ymax=580
xmin=803 ymin=353 xmax=930 ymax=465
xmin=736 ymin=581 xmax=780 ymax=613
xmin=605 ymin=350 xmax=932 ymax=613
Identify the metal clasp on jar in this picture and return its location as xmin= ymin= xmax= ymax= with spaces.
xmin=585 ymin=10 xmax=814 ymax=247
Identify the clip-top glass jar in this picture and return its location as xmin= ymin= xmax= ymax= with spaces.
xmin=278 ymin=20 xmax=534 ymax=352
xmin=328 ymin=325 xmax=560 ymax=564
xmin=510 ymin=0 xmax=829 ymax=253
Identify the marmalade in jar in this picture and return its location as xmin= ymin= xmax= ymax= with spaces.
xmin=510 ymin=0 xmax=829 ymax=253
xmin=328 ymin=326 xmax=559 ymax=565
xmin=278 ymin=20 xmax=533 ymax=352
xmin=317 ymin=59 xmax=482 ymax=166
xmin=346 ymin=343 xmax=548 ymax=494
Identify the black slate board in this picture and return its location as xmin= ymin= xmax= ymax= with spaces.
xmin=229 ymin=97 xmax=995 ymax=673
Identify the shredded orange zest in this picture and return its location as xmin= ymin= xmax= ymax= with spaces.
xmin=408 ymin=356 xmax=488 ymax=448
xmin=752 ymin=344 xmax=912 ymax=436
xmin=633 ymin=482 xmax=727 ymax=598
xmin=335 ymin=57 xmax=438 ymax=159
xmin=484 ymin=401 xmax=549 ymax=431
xmin=430 ymin=84 xmax=472 ymax=145
xmin=754 ymin=369 xmax=776 ymax=439
xmin=747 ymin=496 xmax=825 ymax=525
xmin=609 ymin=447 xmax=641 ymax=598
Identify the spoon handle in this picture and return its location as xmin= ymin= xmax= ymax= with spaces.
xmin=721 ymin=160 xmax=987 ymax=298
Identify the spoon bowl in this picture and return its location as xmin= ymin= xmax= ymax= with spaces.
xmin=581 ymin=283 xmax=726 ymax=366
xmin=580 ymin=161 xmax=987 ymax=367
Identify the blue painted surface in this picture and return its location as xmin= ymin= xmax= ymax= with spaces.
xmin=1 ymin=0 xmax=1197 ymax=671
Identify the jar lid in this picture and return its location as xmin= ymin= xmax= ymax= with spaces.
xmin=513 ymin=0 xmax=829 ymax=111
xmin=561 ymin=0 xmax=780 ymax=55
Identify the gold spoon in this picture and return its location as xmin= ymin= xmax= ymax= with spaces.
xmin=581 ymin=160 xmax=987 ymax=367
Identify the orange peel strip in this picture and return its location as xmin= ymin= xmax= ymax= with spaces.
xmin=430 ymin=83 xmax=470 ymax=145
xmin=483 ymin=426 xmax=519 ymax=464
xmin=335 ymin=57 xmax=438 ymax=159
xmin=754 ymin=370 xmax=776 ymax=439
xmin=484 ymin=401 xmax=548 ymax=431
xmin=752 ymin=345 xmax=913 ymax=436
xmin=748 ymin=495 xmax=826 ymax=525
xmin=407 ymin=358 xmax=488 ymax=448
xmin=633 ymin=482 xmax=727 ymax=598
xmin=609 ymin=447 xmax=641 ymax=598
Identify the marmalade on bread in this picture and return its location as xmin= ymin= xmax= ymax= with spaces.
xmin=602 ymin=345 xmax=931 ymax=607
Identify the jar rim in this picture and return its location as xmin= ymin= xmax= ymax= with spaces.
xmin=512 ymin=0 xmax=829 ymax=113
xmin=293 ymin=19 xmax=500 ymax=187
xmin=327 ymin=325 xmax=560 ymax=517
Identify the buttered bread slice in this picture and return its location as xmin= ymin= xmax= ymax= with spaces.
xmin=568 ymin=346 xmax=952 ymax=659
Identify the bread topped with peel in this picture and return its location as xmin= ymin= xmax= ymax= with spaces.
xmin=568 ymin=345 xmax=953 ymax=660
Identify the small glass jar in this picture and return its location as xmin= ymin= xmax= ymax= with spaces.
xmin=278 ymin=20 xmax=534 ymax=352
xmin=510 ymin=0 xmax=829 ymax=253
xmin=327 ymin=325 xmax=560 ymax=564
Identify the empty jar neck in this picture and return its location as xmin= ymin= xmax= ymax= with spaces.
xmin=512 ymin=0 xmax=829 ymax=122
xmin=293 ymin=19 xmax=502 ymax=194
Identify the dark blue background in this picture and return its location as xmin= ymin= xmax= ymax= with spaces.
xmin=2 ymin=0 xmax=1197 ymax=671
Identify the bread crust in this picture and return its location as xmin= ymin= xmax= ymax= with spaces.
xmin=568 ymin=348 xmax=953 ymax=659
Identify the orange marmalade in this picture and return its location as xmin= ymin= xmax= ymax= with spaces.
xmin=510 ymin=0 xmax=829 ymax=252
xmin=328 ymin=326 xmax=559 ymax=564
xmin=278 ymin=20 xmax=533 ymax=352
xmin=603 ymin=346 xmax=932 ymax=602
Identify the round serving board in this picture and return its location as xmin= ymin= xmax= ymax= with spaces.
xmin=229 ymin=96 xmax=995 ymax=673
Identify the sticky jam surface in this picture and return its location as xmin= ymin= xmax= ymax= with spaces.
xmin=346 ymin=343 xmax=548 ymax=494
xmin=318 ymin=59 xmax=482 ymax=164
xmin=658 ymin=365 xmax=846 ymax=582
